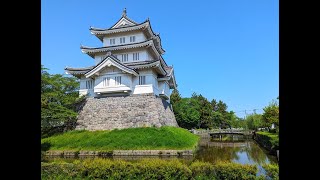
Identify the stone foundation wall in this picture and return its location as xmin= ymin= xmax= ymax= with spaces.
xmin=76 ymin=94 xmax=178 ymax=130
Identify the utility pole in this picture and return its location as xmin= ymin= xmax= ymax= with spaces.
xmin=244 ymin=110 xmax=247 ymax=119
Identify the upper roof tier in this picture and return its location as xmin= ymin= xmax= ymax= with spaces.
xmin=80 ymin=39 xmax=168 ymax=68
xmin=89 ymin=9 xmax=165 ymax=54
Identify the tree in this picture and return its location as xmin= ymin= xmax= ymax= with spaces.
xmin=170 ymin=88 xmax=181 ymax=105
xmin=217 ymin=100 xmax=227 ymax=114
xmin=210 ymin=99 xmax=218 ymax=112
xmin=172 ymin=98 xmax=201 ymax=129
xmin=211 ymin=99 xmax=231 ymax=128
xmin=262 ymin=99 xmax=279 ymax=132
xmin=245 ymin=114 xmax=263 ymax=130
xmin=41 ymin=65 xmax=83 ymax=137
xmin=191 ymin=93 xmax=214 ymax=129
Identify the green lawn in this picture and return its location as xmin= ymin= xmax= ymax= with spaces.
xmin=41 ymin=126 xmax=199 ymax=151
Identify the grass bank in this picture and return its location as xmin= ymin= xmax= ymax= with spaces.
xmin=41 ymin=126 xmax=199 ymax=151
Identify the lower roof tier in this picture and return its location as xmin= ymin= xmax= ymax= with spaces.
xmin=65 ymin=55 xmax=176 ymax=89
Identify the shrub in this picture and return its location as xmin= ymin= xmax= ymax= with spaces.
xmin=41 ymin=159 xmax=260 ymax=180
xmin=189 ymin=161 xmax=215 ymax=179
xmin=213 ymin=161 xmax=257 ymax=180
xmin=256 ymin=132 xmax=279 ymax=151
xmin=263 ymin=163 xmax=279 ymax=180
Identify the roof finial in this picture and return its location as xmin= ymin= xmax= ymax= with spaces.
xmin=106 ymin=51 xmax=112 ymax=56
xmin=122 ymin=8 xmax=127 ymax=17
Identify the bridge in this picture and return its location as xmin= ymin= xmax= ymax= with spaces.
xmin=191 ymin=129 xmax=253 ymax=136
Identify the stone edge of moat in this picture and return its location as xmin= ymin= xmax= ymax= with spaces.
xmin=45 ymin=149 xmax=194 ymax=157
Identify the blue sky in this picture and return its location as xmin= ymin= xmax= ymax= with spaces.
xmin=41 ymin=0 xmax=278 ymax=118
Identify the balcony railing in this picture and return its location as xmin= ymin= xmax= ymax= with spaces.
xmin=94 ymin=85 xmax=131 ymax=93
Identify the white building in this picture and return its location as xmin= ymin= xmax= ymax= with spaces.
xmin=66 ymin=9 xmax=177 ymax=102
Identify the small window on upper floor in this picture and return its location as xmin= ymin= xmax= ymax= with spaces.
xmin=133 ymin=53 xmax=139 ymax=61
xmin=130 ymin=36 xmax=136 ymax=43
xmin=121 ymin=54 xmax=128 ymax=62
xmin=110 ymin=38 xmax=115 ymax=45
xmin=120 ymin=37 xmax=126 ymax=44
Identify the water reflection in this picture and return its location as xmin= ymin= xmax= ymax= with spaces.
xmin=197 ymin=135 xmax=276 ymax=164
xmin=196 ymin=134 xmax=277 ymax=176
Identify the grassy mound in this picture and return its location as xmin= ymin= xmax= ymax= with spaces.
xmin=41 ymin=126 xmax=199 ymax=151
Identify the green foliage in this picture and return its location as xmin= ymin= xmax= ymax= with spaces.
xmin=246 ymin=114 xmax=264 ymax=130
xmin=170 ymin=88 xmax=182 ymax=105
xmin=262 ymin=163 xmax=279 ymax=180
xmin=213 ymin=161 xmax=258 ymax=180
xmin=41 ymin=126 xmax=199 ymax=151
xmin=173 ymin=98 xmax=201 ymax=129
xmin=172 ymin=91 xmax=245 ymax=129
xmin=189 ymin=161 xmax=215 ymax=178
xmin=41 ymin=158 xmax=259 ymax=180
xmin=41 ymin=65 xmax=83 ymax=138
xmin=256 ymin=132 xmax=279 ymax=151
xmin=191 ymin=93 xmax=214 ymax=129
xmin=262 ymin=99 xmax=279 ymax=132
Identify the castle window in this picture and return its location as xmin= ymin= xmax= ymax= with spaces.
xmin=86 ymin=80 xmax=94 ymax=89
xmin=115 ymin=76 xmax=121 ymax=85
xmin=133 ymin=53 xmax=139 ymax=61
xmin=130 ymin=36 xmax=136 ymax=42
xmin=103 ymin=77 xmax=110 ymax=86
xmin=100 ymin=55 xmax=106 ymax=61
xmin=110 ymin=38 xmax=115 ymax=45
xmin=139 ymin=76 xmax=146 ymax=85
xmin=121 ymin=54 xmax=128 ymax=62
xmin=120 ymin=37 xmax=125 ymax=44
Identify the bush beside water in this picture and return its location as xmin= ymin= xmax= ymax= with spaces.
xmin=255 ymin=132 xmax=279 ymax=152
xmin=41 ymin=158 xmax=261 ymax=180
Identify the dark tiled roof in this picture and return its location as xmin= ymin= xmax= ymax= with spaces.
xmin=90 ymin=20 xmax=147 ymax=31
xmin=109 ymin=16 xmax=139 ymax=29
xmin=81 ymin=40 xmax=151 ymax=50
xmin=124 ymin=60 xmax=159 ymax=66
xmin=65 ymin=66 xmax=95 ymax=71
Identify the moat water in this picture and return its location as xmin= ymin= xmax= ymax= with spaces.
xmin=43 ymin=134 xmax=277 ymax=176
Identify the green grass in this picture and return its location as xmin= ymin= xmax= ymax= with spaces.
xmin=256 ymin=131 xmax=278 ymax=138
xmin=41 ymin=126 xmax=199 ymax=151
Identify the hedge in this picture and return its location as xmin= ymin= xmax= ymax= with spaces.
xmin=255 ymin=132 xmax=279 ymax=152
xmin=263 ymin=163 xmax=279 ymax=180
xmin=41 ymin=158 xmax=260 ymax=180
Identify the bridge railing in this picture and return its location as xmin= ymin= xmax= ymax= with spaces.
xmin=191 ymin=128 xmax=252 ymax=135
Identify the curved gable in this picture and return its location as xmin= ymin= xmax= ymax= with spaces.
xmin=85 ymin=56 xmax=139 ymax=78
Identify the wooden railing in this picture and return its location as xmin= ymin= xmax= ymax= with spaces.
xmin=191 ymin=128 xmax=252 ymax=135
